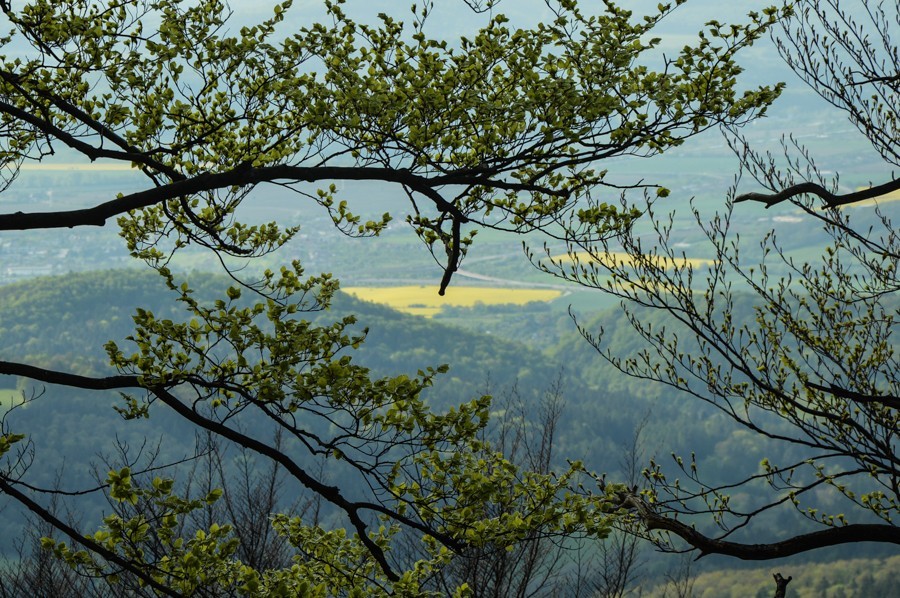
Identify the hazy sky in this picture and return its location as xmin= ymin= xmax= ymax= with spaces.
xmin=0 ymin=0 xmax=840 ymax=153
xmin=0 ymin=0 xmax=794 ymax=96
xmin=224 ymin=0 xmax=793 ymax=87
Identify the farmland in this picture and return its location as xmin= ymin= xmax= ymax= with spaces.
xmin=849 ymin=186 xmax=900 ymax=208
xmin=548 ymin=251 xmax=717 ymax=270
xmin=342 ymin=285 xmax=564 ymax=317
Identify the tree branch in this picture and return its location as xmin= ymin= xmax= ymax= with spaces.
xmin=438 ymin=216 xmax=462 ymax=295
xmin=144 ymin=385 xmax=403 ymax=583
xmin=805 ymin=382 xmax=900 ymax=410
xmin=0 ymin=476 xmax=185 ymax=597
xmin=0 ymin=165 xmax=486 ymax=232
xmin=773 ymin=573 xmax=792 ymax=598
xmin=0 ymin=361 xmax=137 ymax=389
xmin=846 ymin=73 xmax=900 ymax=87
xmin=734 ymin=178 xmax=900 ymax=208
xmin=0 ymin=360 xmax=466 ymax=582
xmin=620 ymin=493 xmax=900 ymax=559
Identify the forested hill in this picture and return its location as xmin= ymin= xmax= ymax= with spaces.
xmin=0 ymin=268 xmax=603 ymax=414
xmin=1 ymin=267 xmax=570 ymax=389
xmin=0 ymin=270 xmax=655 ymax=556
xmin=0 ymin=270 xmax=662 ymax=479
xmin=1 ymin=270 xmax=885 ymax=569
xmin=0 ymin=269 xmax=825 ymax=480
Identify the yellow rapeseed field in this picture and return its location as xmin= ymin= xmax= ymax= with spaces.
xmin=342 ymin=285 xmax=563 ymax=318
xmin=850 ymin=186 xmax=900 ymax=207
xmin=548 ymin=251 xmax=716 ymax=270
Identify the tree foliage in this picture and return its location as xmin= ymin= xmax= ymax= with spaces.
xmin=0 ymin=0 xmax=781 ymax=290
xmin=0 ymin=0 xmax=785 ymax=594
xmin=540 ymin=0 xmax=900 ymax=560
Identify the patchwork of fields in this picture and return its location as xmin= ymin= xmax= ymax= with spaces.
xmin=342 ymin=249 xmax=721 ymax=318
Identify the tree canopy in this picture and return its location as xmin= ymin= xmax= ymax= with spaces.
xmin=0 ymin=0 xmax=781 ymax=290
xmin=0 ymin=0 xmax=786 ymax=595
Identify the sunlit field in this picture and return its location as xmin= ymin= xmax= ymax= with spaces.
xmin=549 ymin=251 xmax=716 ymax=270
xmin=849 ymin=186 xmax=900 ymax=208
xmin=342 ymin=286 xmax=563 ymax=317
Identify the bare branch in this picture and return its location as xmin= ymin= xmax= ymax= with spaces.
xmin=734 ymin=177 xmax=900 ymax=208
xmin=621 ymin=492 xmax=900 ymax=560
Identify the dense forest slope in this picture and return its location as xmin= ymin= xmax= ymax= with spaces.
xmin=0 ymin=269 xmax=646 ymax=443
xmin=0 ymin=271 xmax=658 ymax=549
xmin=0 ymin=271 xmax=892 ymax=580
